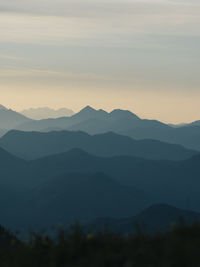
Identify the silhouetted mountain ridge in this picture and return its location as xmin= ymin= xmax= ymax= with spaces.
xmin=28 ymin=148 xmax=200 ymax=213
xmin=15 ymin=106 xmax=200 ymax=150
xmin=0 ymin=104 xmax=31 ymax=130
xmin=0 ymin=130 xmax=197 ymax=161
xmin=0 ymin=144 xmax=200 ymax=230
xmin=16 ymin=106 xmax=144 ymax=131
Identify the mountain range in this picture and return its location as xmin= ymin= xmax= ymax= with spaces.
xmin=15 ymin=106 xmax=162 ymax=133
xmin=0 ymin=130 xmax=197 ymax=161
xmin=0 ymin=104 xmax=31 ymax=131
xmin=29 ymin=148 xmax=200 ymax=212
xmin=0 ymin=146 xmax=200 ymax=230
xmin=13 ymin=106 xmax=200 ymax=150
xmin=1 ymin=104 xmax=200 ymax=150
xmin=1 ymin=103 xmax=200 ymax=232
xmin=20 ymin=107 xmax=74 ymax=120
xmin=0 ymin=147 xmax=152 ymax=229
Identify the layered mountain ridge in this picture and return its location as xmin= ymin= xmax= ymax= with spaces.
xmin=0 ymin=130 xmax=197 ymax=161
xmin=12 ymin=106 xmax=200 ymax=150
xmin=0 ymin=104 xmax=200 ymax=232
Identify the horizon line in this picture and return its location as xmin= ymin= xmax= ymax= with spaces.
xmin=0 ymin=103 xmax=197 ymax=125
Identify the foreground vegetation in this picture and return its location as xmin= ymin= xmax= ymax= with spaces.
xmin=1 ymin=224 xmax=200 ymax=267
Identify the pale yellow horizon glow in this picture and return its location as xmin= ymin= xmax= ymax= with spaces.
xmin=0 ymin=86 xmax=199 ymax=124
xmin=0 ymin=0 xmax=199 ymax=124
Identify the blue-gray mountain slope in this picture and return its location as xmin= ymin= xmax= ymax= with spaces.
xmin=17 ymin=106 xmax=200 ymax=150
xmin=0 ymin=130 xmax=197 ymax=161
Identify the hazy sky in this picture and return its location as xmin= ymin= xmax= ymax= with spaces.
xmin=0 ymin=0 xmax=200 ymax=123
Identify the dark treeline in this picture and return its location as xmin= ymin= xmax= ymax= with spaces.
xmin=1 ymin=223 xmax=200 ymax=267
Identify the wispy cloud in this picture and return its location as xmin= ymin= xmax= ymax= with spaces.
xmin=0 ymin=0 xmax=199 ymax=17
xmin=0 ymin=54 xmax=22 ymax=60
xmin=0 ymin=67 xmax=115 ymax=82
xmin=0 ymin=0 xmax=199 ymax=46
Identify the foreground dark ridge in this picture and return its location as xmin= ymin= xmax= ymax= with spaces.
xmin=1 ymin=223 xmax=200 ymax=267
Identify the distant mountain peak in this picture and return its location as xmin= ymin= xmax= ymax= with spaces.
xmin=20 ymin=107 xmax=74 ymax=120
xmin=73 ymin=106 xmax=108 ymax=121
xmin=80 ymin=106 xmax=97 ymax=113
xmin=78 ymin=106 xmax=140 ymax=120
xmin=79 ymin=106 xmax=108 ymax=114
xmin=109 ymin=109 xmax=140 ymax=120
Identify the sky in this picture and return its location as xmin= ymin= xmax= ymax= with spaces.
xmin=0 ymin=0 xmax=200 ymax=123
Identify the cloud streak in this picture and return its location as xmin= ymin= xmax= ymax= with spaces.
xmin=0 ymin=54 xmax=21 ymax=60
xmin=2 ymin=0 xmax=198 ymax=55
xmin=0 ymin=0 xmax=199 ymax=16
